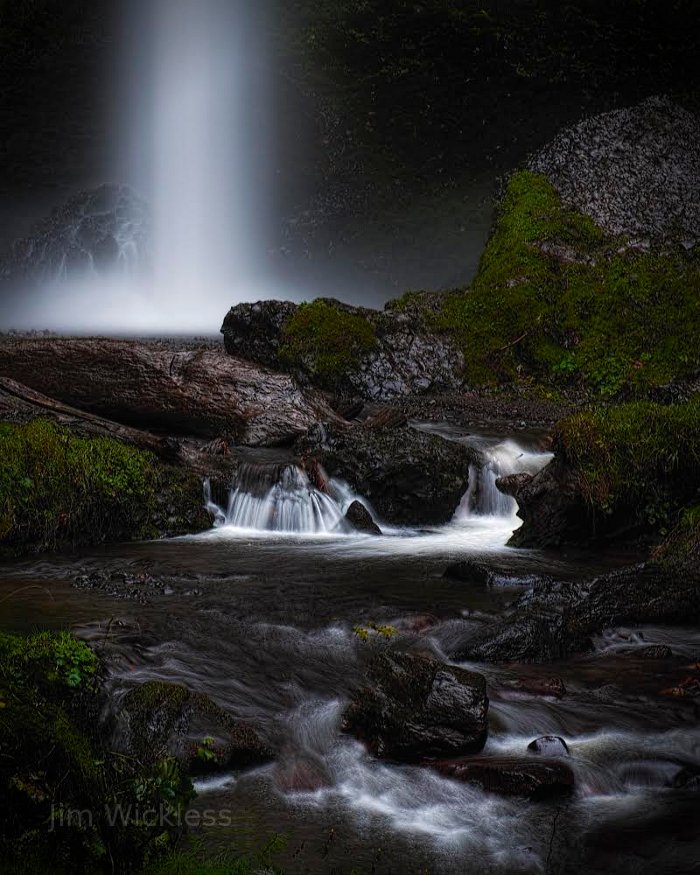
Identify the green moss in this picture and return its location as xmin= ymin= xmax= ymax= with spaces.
xmin=0 ymin=420 xmax=210 ymax=554
xmin=555 ymin=400 xmax=700 ymax=528
xmin=280 ymin=300 xmax=377 ymax=388
xmin=430 ymin=170 xmax=700 ymax=393
xmin=0 ymin=632 xmax=195 ymax=873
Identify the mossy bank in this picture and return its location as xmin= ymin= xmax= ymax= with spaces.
xmin=0 ymin=420 xmax=211 ymax=556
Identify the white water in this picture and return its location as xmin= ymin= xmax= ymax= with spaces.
xmin=455 ymin=438 xmax=552 ymax=520
xmin=5 ymin=0 xmax=284 ymax=332
xmin=204 ymin=464 xmax=368 ymax=536
xmin=199 ymin=437 xmax=553 ymax=545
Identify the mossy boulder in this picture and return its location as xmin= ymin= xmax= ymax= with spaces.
xmin=429 ymin=168 xmax=700 ymax=394
xmin=343 ymin=650 xmax=488 ymax=762
xmin=116 ymin=681 xmax=274 ymax=776
xmin=0 ymin=632 xmax=195 ymax=873
xmin=221 ymin=295 xmax=463 ymax=401
xmin=500 ymin=399 xmax=700 ymax=547
xmin=0 ymin=419 xmax=211 ymax=555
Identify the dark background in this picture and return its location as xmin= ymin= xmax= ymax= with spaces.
xmin=1 ymin=0 xmax=698 ymax=303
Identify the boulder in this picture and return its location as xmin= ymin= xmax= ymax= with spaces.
xmin=344 ymin=500 xmax=382 ymax=535
xmin=343 ymin=650 xmax=488 ymax=762
xmin=297 ymin=422 xmax=476 ymax=525
xmin=496 ymin=456 xmax=591 ymax=548
xmin=221 ymin=296 xmax=464 ymax=402
xmin=527 ymin=736 xmax=570 ymax=757
xmin=435 ymin=757 xmax=575 ymax=800
xmin=0 ymin=337 xmax=340 ymax=446
xmin=443 ymin=560 xmax=492 ymax=585
xmin=116 ymin=681 xmax=273 ymax=774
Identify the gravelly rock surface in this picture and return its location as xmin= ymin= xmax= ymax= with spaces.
xmin=529 ymin=95 xmax=700 ymax=243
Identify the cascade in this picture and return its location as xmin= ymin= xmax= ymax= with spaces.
xmin=204 ymin=463 xmax=365 ymax=535
xmin=455 ymin=439 xmax=552 ymax=520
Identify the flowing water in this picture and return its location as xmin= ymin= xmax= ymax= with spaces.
xmin=0 ymin=426 xmax=697 ymax=874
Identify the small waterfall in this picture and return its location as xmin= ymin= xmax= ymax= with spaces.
xmin=456 ymin=439 xmax=552 ymax=520
xmin=205 ymin=463 xmax=363 ymax=535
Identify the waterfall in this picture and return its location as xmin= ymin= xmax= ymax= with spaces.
xmin=455 ymin=439 xmax=552 ymax=520
xmin=4 ymin=0 xmax=276 ymax=332
xmin=204 ymin=463 xmax=364 ymax=535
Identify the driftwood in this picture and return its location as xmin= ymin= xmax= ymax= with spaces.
xmin=0 ymin=338 xmax=340 ymax=446
xmin=0 ymin=376 xmax=179 ymax=462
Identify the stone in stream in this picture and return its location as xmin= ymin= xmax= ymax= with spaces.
xmin=117 ymin=681 xmax=273 ymax=775
xmin=637 ymin=644 xmax=674 ymax=659
xmin=434 ymin=757 xmax=575 ymax=800
xmin=443 ymin=560 xmax=492 ymax=585
xmin=516 ymin=676 xmax=567 ymax=699
xmin=343 ymin=650 xmax=488 ymax=762
xmin=274 ymin=755 xmax=332 ymax=794
xmin=344 ymin=500 xmax=382 ymax=535
xmin=527 ymin=736 xmax=570 ymax=757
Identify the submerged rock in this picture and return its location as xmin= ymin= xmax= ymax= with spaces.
xmin=343 ymin=650 xmax=488 ymax=762
xmin=296 ymin=422 xmax=476 ymax=525
xmin=527 ymin=736 xmax=570 ymax=757
xmin=344 ymin=500 xmax=382 ymax=535
xmin=435 ymin=757 xmax=575 ymax=800
xmin=117 ymin=681 xmax=273 ymax=774
xmin=443 ymin=560 xmax=492 ymax=585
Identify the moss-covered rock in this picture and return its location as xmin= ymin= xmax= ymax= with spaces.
xmin=502 ymin=399 xmax=700 ymax=547
xmin=279 ymin=299 xmax=378 ymax=389
xmin=430 ymin=170 xmax=700 ymax=394
xmin=117 ymin=681 xmax=273 ymax=775
xmin=0 ymin=419 xmax=211 ymax=555
xmin=0 ymin=632 xmax=195 ymax=874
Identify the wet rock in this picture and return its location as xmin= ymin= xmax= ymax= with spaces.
xmin=274 ymin=755 xmax=331 ymax=794
xmin=637 ymin=644 xmax=673 ymax=659
xmin=443 ymin=560 xmax=491 ymax=585
xmin=296 ymin=422 xmax=476 ymax=525
xmin=435 ymin=757 xmax=575 ymax=800
xmin=497 ymin=457 xmax=591 ymax=548
xmin=516 ymin=676 xmax=567 ymax=699
xmin=220 ymin=299 xmax=298 ymax=370
xmin=344 ymin=500 xmax=382 ymax=535
xmin=116 ymin=681 xmax=273 ymax=774
xmin=343 ymin=650 xmax=488 ymax=762
xmin=449 ymin=561 xmax=700 ymax=664
xmin=527 ymin=736 xmax=570 ymax=757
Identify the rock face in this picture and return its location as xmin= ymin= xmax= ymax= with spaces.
xmin=221 ymin=296 xmax=463 ymax=402
xmin=344 ymin=500 xmax=382 ymax=535
xmin=529 ymin=96 xmax=700 ymax=244
xmin=343 ymin=650 xmax=488 ymax=762
xmin=116 ymin=681 xmax=273 ymax=774
xmin=296 ymin=422 xmax=476 ymax=525
xmin=435 ymin=757 xmax=574 ymax=800
xmin=0 ymin=185 xmax=149 ymax=283
xmin=0 ymin=337 xmax=339 ymax=446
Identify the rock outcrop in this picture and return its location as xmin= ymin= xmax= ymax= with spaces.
xmin=529 ymin=96 xmax=700 ymax=244
xmin=0 ymin=337 xmax=339 ymax=446
xmin=343 ymin=650 xmax=488 ymax=762
xmin=344 ymin=500 xmax=382 ymax=535
xmin=296 ymin=421 xmax=477 ymax=525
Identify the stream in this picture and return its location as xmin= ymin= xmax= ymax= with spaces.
xmin=0 ymin=424 xmax=697 ymax=874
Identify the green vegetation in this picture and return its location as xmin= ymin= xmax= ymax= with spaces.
xmin=0 ymin=420 xmax=209 ymax=554
xmin=430 ymin=171 xmax=700 ymax=393
xmin=352 ymin=622 xmax=397 ymax=642
xmin=555 ymin=400 xmax=700 ymax=529
xmin=0 ymin=632 xmax=194 ymax=874
xmin=280 ymin=299 xmax=377 ymax=389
